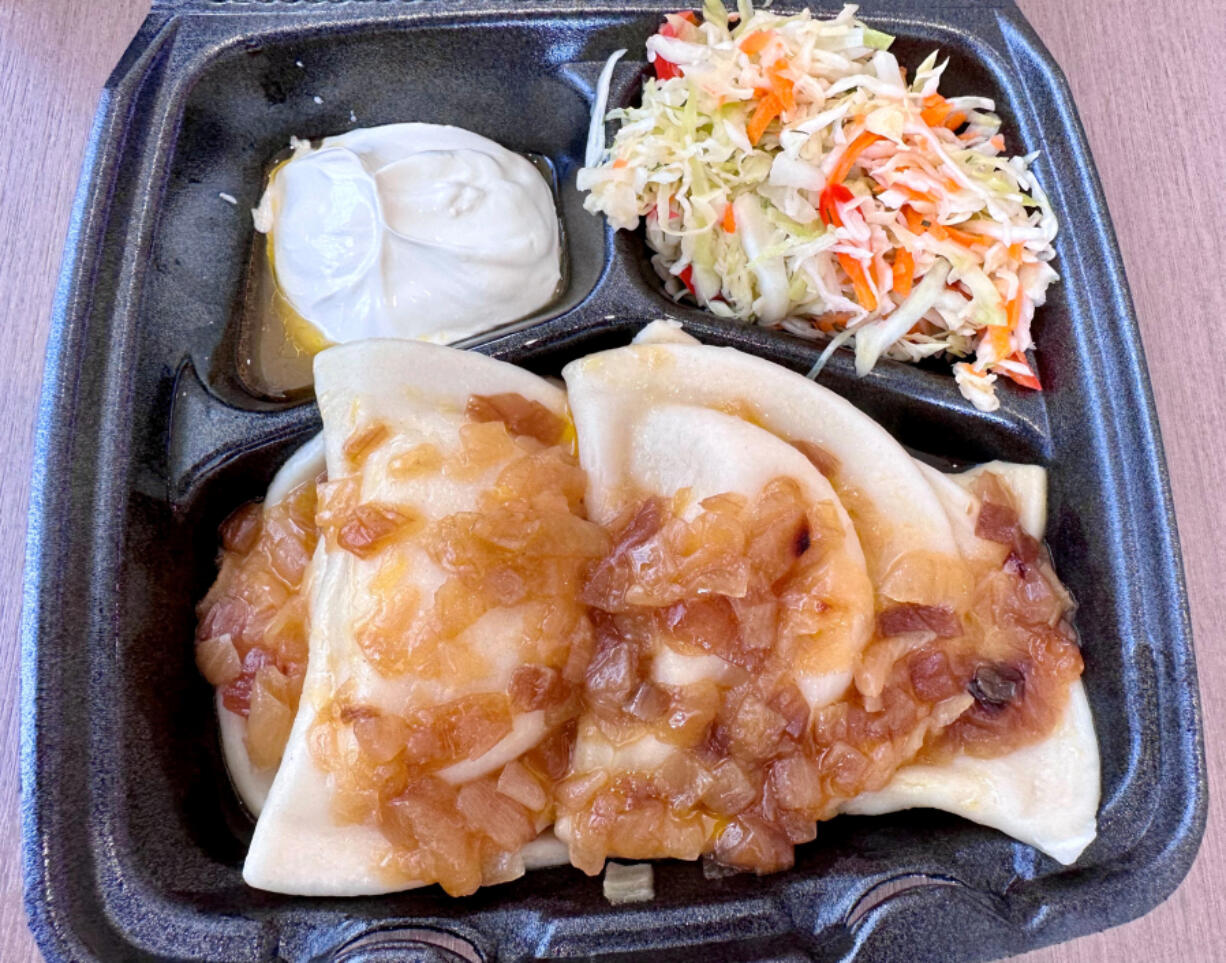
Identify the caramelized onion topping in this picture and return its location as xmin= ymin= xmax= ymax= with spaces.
xmin=562 ymin=478 xmax=861 ymax=875
xmin=196 ymin=633 xmax=242 ymax=687
xmin=220 ymin=502 xmax=262 ymax=554
xmin=561 ymin=469 xmax=1081 ymax=877
xmin=199 ymin=430 xmax=1083 ymax=889
xmin=509 ymin=665 xmax=568 ymax=712
xmin=791 ymin=440 xmax=841 ymax=479
xmin=466 ymin=393 xmax=566 ymax=446
xmin=876 ymin=603 xmax=962 ymax=639
xmin=336 ymin=503 xmax=419 ymax=558
xmin=343 ymin=421 xmax=391 ymax=468
xmin=197 ymin=477 xmax=318 ymax=774
xmin=306 ymin=420 xmax=603 ymax=893
xmin=975 ymin=501 xmax=1019 ymax=545
xmin=969 ymin=663 xmax=1024 ymax=711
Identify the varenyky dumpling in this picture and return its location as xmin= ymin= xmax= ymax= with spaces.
xmin=553 ymin=397 xmax=875 ymax=872
xmin=194 ymin=325 xmax=1098 ymax=898
xmin=205 ymin=340 xmax=604 ymax=895
xmin=553 ymin=323 xmax=1090 ymax=872
xmin=612 ymin=324 xmax=1096 ymax=865
xmin=844 ymin=460 xmax=1098 ymax=863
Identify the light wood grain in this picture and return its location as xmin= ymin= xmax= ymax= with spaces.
xmin=1011 ymin=0 xmax=1226 ymax=958
xmin=1 ymin=2 xmax=1222 ymax=961
xmin=0 ymin=2 xmax=152 ymax=961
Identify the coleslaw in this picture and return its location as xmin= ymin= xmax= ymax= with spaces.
xmin=578 ymin=1 xmax=1060 ymax=411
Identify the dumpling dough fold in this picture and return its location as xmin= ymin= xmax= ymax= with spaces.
xmin=246 ymin=340 xmax=594 ymax=895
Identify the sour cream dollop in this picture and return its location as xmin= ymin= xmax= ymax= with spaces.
xmin=253 ymin=123 xmax=562 ymax=346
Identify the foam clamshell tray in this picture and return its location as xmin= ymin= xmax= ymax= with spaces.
xmin=20 ymin=0 xmax=1206 ymax=960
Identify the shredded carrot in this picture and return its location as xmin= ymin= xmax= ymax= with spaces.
xmin=747 ymin=93 xmax=783 ymax=145
xmin=921 ymin=94 xmax=953 ymax=126
xmin=612 ymin=158 xmax=628 ymax=169
xmin=920 ymin=93 xmax=967 ymax=129
xmin=838 ymin=252 xmax=878 ymax=311
xmin=1006 ymin=294 xmax=1023 ymax=329
xmin=767 ymin=60 xmax=796 ymax=113
xmin=1001 ymin=352 xmax=1042 ymax=390
xmin=828 ymin=131 xmax=880 ymax=187
xmin=905 ymin=212 xmax=981 ymax=249
xmin=984 ymin=325 xmax=1012 ymax=359
xmin=892 ymin=249 xmax=915 ymax=297
xmin=943 ymin=223 xmax=984 ymax=247
xmin=990 ymin=134 xmax=1006 ymax=151
xmin=896 ymin=184 xmax=937 ymax=205
xmin=1007 ymin=242 xmax=1024 ymax=261
xmin=738 ymin=30 xmax=772 ymax=55
xmin=721 ymin=204 xmax=736 ymax=232
xmin=920 ymin=96 xmax=966 ymax=129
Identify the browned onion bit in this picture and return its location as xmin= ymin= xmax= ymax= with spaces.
xmin=968 ymin=663 xmax=1025 ymax=711
xmin=198 ymin=478 xmax=317 ymax=757
xmin=509 ymin=665 xmax=568 ymax=712
xmin=466 ymin=392 xmax=566 ymax=446
xmin=790 ymin=439 xmax=842 ymax=479
xmin=562 ymin=478 xmax=857 ymax=875
xmin=342 ymin=420 xmax=391 ymax=468
xmin=336 ymin=503 xmax=419 ymax=558
xmin=220 ymin=502 xmax=262 ymax=554
xmin=877 ymin=603 xmax=962 ymax=639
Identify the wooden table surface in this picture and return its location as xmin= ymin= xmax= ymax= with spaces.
xmin=2 ymin=1 xmax=1222 ymax=960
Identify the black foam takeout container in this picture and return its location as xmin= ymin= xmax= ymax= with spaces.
xmin=21 ymin=1 xmax=1205 ymax=960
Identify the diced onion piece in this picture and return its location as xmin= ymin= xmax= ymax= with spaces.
xmin=713 ymin=815 xmax=793 ymax=873
xmin=456 ymin=781 xmax=536 ymax=851
xmin=352 ymin=711 xmax=409 ymax=764
xmin=220 ymin=503 xmax=262 ymax=553
xmin=701 ymin=759 xmax=758 ymax=815
xmin=497 ymin=760 xmax=549 ymax=812
xmin=196 ymin=634 xmax=242 ymax=686
xmin=246 ymin=671 xmax=293 ymax=769
xmin=768 ymin=754 xmax=823 ymax=811
xmin=602 ymin=862 xmax=655 ymax=904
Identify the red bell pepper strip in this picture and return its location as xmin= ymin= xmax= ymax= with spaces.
xmin=653 ymin=11 xmax=698 ymax=80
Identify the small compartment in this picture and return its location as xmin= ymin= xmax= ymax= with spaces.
xmin=601 ymin=19 xmax=1067 ymax=401
xmin=143 ymin=18 xmax=609 ymax=409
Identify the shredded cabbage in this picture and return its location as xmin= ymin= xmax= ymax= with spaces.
xmin=585 ymin=48 xmax=627 ymax=168
xmin=578 ymin=2 xmax=1059 ymax=411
